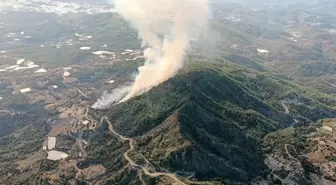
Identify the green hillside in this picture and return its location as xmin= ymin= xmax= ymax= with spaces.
xmin=87 ymin=62 xmax=336 ymax=184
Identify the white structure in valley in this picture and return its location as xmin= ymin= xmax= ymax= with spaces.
xmin=47 ymin=151 xmax=69 ymax=161
xmin=92 ymin=51 xmax=114 ymax=55
xmin=20 ymin=88 xmax=31 ymax=93
xmin=257 ymin=48 xmax=269 ymax=54
xmin=16 ymin=59 xmax=25 ymax=65
xmin=63 ymin=71 xmax=71 ymax=77
xmin=43 ymin=136 xmax=70 ymax=161
xmin=35 ymin=68 xmax=48 ymax=73
xmin=82 ymin=120 xmax=90 ymax=125
xmin=47 ymin=136 xmax=56 ymax=150
xmin=79 ymin=46 xmax=91 ymax=50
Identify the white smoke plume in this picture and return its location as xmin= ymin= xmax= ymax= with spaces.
xmin=111 ymin=0 xmax=209 ymax=102
xmin=92 ymin=86 xmax=131 ymax=109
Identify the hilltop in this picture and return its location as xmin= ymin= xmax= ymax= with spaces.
xmin=82 ymin=62 xmax=336 ymax=185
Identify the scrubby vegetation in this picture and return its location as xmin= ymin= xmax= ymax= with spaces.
xmin=91 ymin=61 xmax=336 ymax=184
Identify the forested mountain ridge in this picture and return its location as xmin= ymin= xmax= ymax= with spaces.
xmin=86 ymin=62 xmax=336 ymax=184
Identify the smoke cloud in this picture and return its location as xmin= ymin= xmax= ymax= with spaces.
xmin=112 ymin=0 xmax=209 ymax=102
xmin=92 ymin=86 xmax=131 ymax=109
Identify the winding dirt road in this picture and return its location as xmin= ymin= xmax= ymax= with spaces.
xmin=101 ymin=116 xmax=187 ymax=185
xmin=67 ymin=130 xmax=87 ymax=157
xmin=284 ymin=144 xmax=300 ymax=163
xmin=281 ymin=101 xmax=300 ymax=126
xmin=281 ymin=101 xmax=289 ymax=114
xmin=64 ymin=84 xmax=94 ymax=100
xmin=83 ymin=106 xmax=97 ymax=129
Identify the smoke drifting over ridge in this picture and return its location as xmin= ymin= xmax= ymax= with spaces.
xmin=112 ymin=0 xmax=209 ymax=102
xmin=92 ymin=86 xmax=131 ymax=109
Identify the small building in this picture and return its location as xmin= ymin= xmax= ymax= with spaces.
xmin=257 ymin=48 xmax=269 ymax=55
xmin=63 ymin=71 xmax=71 ymax=77
xmin=82 ymin=120 xmax=90 ymax=125
xmin=34 ymin=68 xmax=48 ymax=73
xmin=92 ymin=51 xmax=114 ymax=55
xmin=79 ymin=46 xmax=91 ymax=50
xmin=107 ymin=80 xmax=115 ymax=84
xmin=20 ymin=88 xmax=31 ymax=93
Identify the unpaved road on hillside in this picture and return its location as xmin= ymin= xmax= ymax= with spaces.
xmin=284 ymin=144 xmax=300 ymax=163
xmin=64 ymin=84 xmax=94 ymax=100
xmin=281 ymin=101 xmax=300 ymax=126
xmin=281 ymin=101 xmax=290 ymax=114
xmin=101 ymin=116 xmax=187 ymax=185
xmin=67 ymin=130 xmax=87 ymax=157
